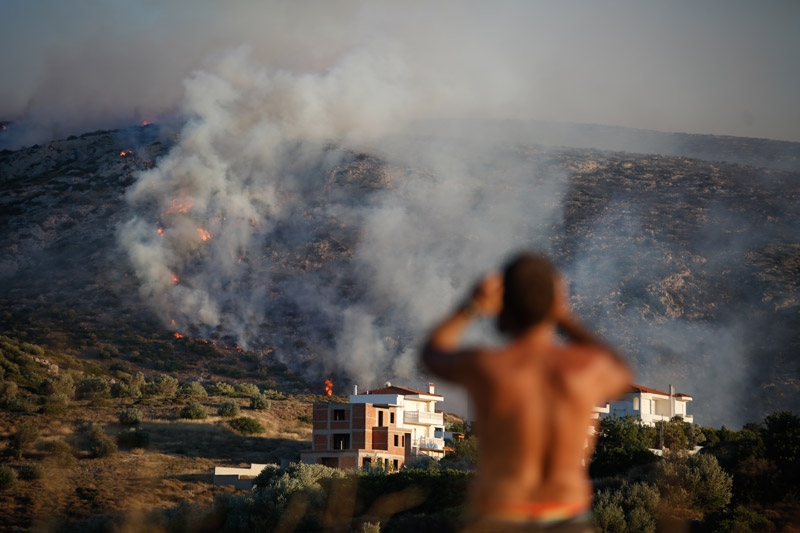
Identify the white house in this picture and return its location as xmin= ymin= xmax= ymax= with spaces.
xmin=348 ymin=382 xmax=447 ymax=460
xmin=602 ymin=384 xmax=693 ymax=426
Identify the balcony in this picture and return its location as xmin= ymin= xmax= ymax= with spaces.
xmin=413 ymin=436 xmax=445 ymax=451
xmin=404 ymin=410 xmax=443 ymax=425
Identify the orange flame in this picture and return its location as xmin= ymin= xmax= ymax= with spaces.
xmin=120 ymin=151 xmax=127 ymax=156
xmin=174 ymin=332 xmax=184 ymax=339
xmin=1 ymin=125 xmax=6 ymax=131
xmin=171 ymin=319 xmax=176 ymax=325
xmin=324 ymin=379 xmax=333 ymax=396
xmin=171 ymin=273 xmax=180 ymax=283
xmin=165 ymin=198 xmax=193 ymax=215
xmin=157 ymin=228 xmax=166 ymax=237
xmin=197 ymin=228 xmax=211 ymax=241
xmin=237 ymin=257 xmax=242 ymax=264
xmin=142 ymin=121 xmax=149 ymax=126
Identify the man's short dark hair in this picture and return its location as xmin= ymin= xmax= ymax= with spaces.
xmin=497 ymin=252 xmax=557 ymax=335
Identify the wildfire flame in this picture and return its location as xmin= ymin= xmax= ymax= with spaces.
xmin=171 ymin=273 xmax=180 ymax=283
xmin=197 ymin=228 xmax=211 ymax=241
xmin=1 ymin=125 xmax=6 ymax=131
xmin=174 ymin=332 xmax=184 ymax=339
xmin=237 ymin=257 xmax=242 ymax=264
xmin=120 ymin=151 xmax=127 ymax=156
xmin=142 ymin=121 xmax=149 ymax=126
xmin=157 ymin=227 xmax=166 ymax=237
xmin=165 ymin=198 xmax=193 ymax=215
xmin=324 ymin=379 xmax=333 ymax=396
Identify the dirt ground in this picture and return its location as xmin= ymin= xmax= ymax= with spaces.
xmin=0 ymin=394 xmax=315 ymax=531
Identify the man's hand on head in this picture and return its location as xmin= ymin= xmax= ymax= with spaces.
xmin=469 ymin=273 xmax=503 ymax=317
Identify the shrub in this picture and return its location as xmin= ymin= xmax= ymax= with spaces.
xmin=143 ymin=374 xmax=178 ymax=398
xmin=20 ymin=342 xmax=45 ymax=356
xmin=9 ymin=425 xmax=40 ymax=458
xmin=76 ymin=377 xmax=110 ymax=400
xmin=0 ymin=465 xmax=17 ymax=490
xmin=39 ymin=374 xmax=75 ymax=399
xmin=178 ymin=381 xmax=208 ymax=398
xmin=207 ymin=381 xmax=235 ymax=396
xmin=92 ymin=438 xmax=117 ymax=458
xmin=0 ymin=381 xmax=18 ymax=402
xmin=41 ymin=393 xmax=70 ymax=416
xmin=229 ymin=417 xmax=264 ymax=435
xmin=87 ymin=424 xmax=106 ymax=442
xmin=218 ymin=401 xmax=240 ymax=418
xmin=654 ymin=452 xmax=732 ymax=513
xmin=234 ymin=383 xmax=259 ymax=397
xmin=99 ymin=345 xmax=119 ymax=359
xmin=250 ymin=394 xmax=270 ymax=410
xmin=18 ymin=463 xmax=45 ymax=480
xmin=117 ymin=428 xmax=151 ymax=449
xmin=181 ymin=401 xmax=208 ymax=420
xmin=119 ymin=407 xmax=143 ymax=426
xmin=263 ymin=389 xmax=286 ymax=400
xmin=592 ymin=482 xmax=660 ymax=533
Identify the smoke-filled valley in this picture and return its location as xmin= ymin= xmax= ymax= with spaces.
xmin=2 ymin=103 xmax=798 ymax=428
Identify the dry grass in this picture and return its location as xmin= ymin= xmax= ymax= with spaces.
xmin=0 ymin=393 xmax=314 ymax=530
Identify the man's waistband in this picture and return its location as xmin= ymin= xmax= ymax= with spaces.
xmin=477 ymin=500 xmax=590 ymax=525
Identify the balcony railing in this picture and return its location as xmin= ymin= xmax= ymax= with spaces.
xmin=413 ymin=437 xmax=445 ymax=451
xmin=403 ymin=410 xmax=443 ymax=425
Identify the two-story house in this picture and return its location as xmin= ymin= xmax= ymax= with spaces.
xmin=602 ymin=384 xmax=693 ymax=425
xmin=301 ymin=382 xmax=445 ymax=470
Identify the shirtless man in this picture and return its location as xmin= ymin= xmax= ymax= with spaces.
xmin=422 ymin=253 xmax=632 ymax=532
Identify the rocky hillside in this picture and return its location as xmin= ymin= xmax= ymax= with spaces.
xmin=1 ymin=123 xmax=797 ymax=426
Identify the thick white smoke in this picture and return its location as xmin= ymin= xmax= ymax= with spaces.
xmin=119 ymin=45 xmax=568 ymax=388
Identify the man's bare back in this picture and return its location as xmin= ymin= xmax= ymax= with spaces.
xmin=422 ymin=254 xmax=631 ymax=530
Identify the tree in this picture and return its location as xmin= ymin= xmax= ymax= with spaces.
xmin=180 ymin=401 xmax=208 ymax=420
xmin=654 ymin=452 xmax=732 ymax=513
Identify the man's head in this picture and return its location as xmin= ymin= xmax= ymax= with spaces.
xmin=497 ymin=252 xmax=557 ymax=335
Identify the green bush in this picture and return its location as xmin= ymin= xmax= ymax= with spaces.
xmin=76 ymin=377 xmax=110 ymax=400
xmin=39 ymin=374 xmax=75 ymax=399
xmin=592 ymin=482 xmax=660 ymax=533
xmin=117 ymin=428 xmax=151 ymax=449
xmin=92 ymin=438 xmax=117 ymax=458
xmin=654 ymin=452 xmax=732 ymax=513
xmin=0 ymin=381 xmax=18 ymax=402
xmin=228 ymin=417 xmax=264 ymax=435
xmin=207 ymin=381 xmax=235 ymax=396
xmin=87 ymin=424 xmax=106 ymax=442
xmin=0 ymin=465 xmax=17 ymax=490
xmin=218 ymin=401 xmax=240 ymax=418
xmin=9 ymin=425 xmax=40 ymax=458
xmin=234 ymin=383 xmax=259 ymax=397
xmin=180 ymin=401 xmax=208 ymax=420
xmin=250 ymin=394 xmax=270 ymax=410
xmin=143 ymin=374 xmax=178 ymax=398
xmin=20 ymin=342 xmax=45 ymax=356
xmin=41 ymin=393 xmax=70 ymax=416
xmin=18 ymin=463 xmax=45 ymax=480
xmin=99 ymin=345 xmax=119 ymax=360
xmin=119 ymin=407 xmax=143 ymax=426
xmin=178 ymin=381 xmax=208 ymax=398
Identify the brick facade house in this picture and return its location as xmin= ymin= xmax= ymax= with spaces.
xmin=301 ymin=383 xmax=446 ymax=470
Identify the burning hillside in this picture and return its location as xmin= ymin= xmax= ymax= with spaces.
xmin=0 ymin=121 xmax=798 ymax=426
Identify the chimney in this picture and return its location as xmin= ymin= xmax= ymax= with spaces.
xmin=353 ymin=384 xmax=358 ymax=395
xmin=669 ymin=384 xmax=675 ymax=419
xmin=428 ymin=382 xmax=435 ymax=395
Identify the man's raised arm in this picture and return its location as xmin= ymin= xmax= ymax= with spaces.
xmin=421 ymin=273 xmax=503 ymax=382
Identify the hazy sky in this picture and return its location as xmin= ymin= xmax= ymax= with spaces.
xmin=2 ymin=0 xmax=799 ymax=143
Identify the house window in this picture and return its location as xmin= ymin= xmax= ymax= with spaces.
xmin=393 ymin=459 xmax=399 ymax=470
xmin=434 ymin=427 xmax=444 ymax=438
xmin=333 ymin=409 xmax=346 ymax=421
xmin=394 ymin=435 xmax=399 ymax=447
xmin=378 ymin=411 xmax=384 ymax=427
xmin=362 ymin=457 xmax=371 ymax=468
xmin=390 ymin=412 xmax=395 ymax=424
xmin=333 ymin=434 xmax=350 ymax=450
xmin=633 ymin=397 xmax=639 ymax=411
